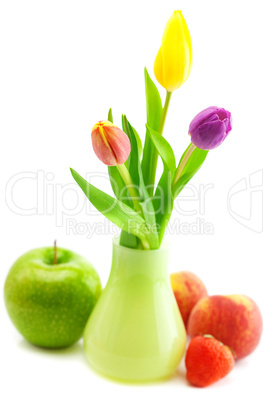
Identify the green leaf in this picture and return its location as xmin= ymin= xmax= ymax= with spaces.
xmin=121 ymin=115 xmax=129 ymax=170
xmin=144 ymin=67 xmax=163 ymax=131
xmin=108 ymin=108 xmax=113 ymax=123
xmin=123 ymin=115 xmax=140 ymax=186
xmin=123 ymin=117 xmax=159 ymax=249
xmin=153 ymin=169 xmax=173 ymax=244
xmin=172 ymin=146 xmax=209 ymax=199
xmin=70 ymin=168 xmax=154 ymax=248
xmin=141 ymin=68 xmax=163 ymax=188
xmin=146 ymin=125 xmax=176 ymax=172
xmin=144 ymin=126 xmax=176 ymax=245
xmin=132 ymin=126 xmax=143 ymax=158
xmin=140 ymin=198 xmax=157 ymax=234
xmin=122 ymin=115 xmax=142 ymax=158
xmin=121 ymin=115 xmax=152 ymax=248
xmin=119 ymin=231 xmax=139 ymax=249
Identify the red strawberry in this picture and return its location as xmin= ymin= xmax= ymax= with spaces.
xmin=185 ymin=335 xmax=235 ymax=387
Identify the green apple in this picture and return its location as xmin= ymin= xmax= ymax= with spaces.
xmin=4 ymin=245 xmax=102 ymax=348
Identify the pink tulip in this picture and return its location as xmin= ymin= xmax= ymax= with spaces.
xmin=91 ymin=121 xmax=131 ymax=166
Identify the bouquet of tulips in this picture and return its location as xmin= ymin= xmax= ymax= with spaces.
xmin=71 ymin=10 xmax=232 ymax=250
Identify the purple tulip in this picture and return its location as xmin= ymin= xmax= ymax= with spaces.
xmin=189 ymin=107 xmax=232 ymax=150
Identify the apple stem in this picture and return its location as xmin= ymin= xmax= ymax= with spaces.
xmin=54 ymin=240 xmax=57 ymax=264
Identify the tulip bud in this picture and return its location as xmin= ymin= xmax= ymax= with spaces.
xmin=91 ymin=121 xmax=131 ymax=166
xmin=189 ymin=107 xmax=232 ymax=150
xmin=154 ymin=10 xmax=192 ymax=92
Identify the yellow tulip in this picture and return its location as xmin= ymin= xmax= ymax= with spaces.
xmin=154 ymin=10 xmax=192 ymax=92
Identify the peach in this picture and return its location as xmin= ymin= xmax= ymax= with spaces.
xmin=170 ymin=271 xmax=208 ymax=327
xmin=187 ymin=295 xmax=263 ymax=359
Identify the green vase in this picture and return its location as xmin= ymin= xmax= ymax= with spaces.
xmin=83 ymin=239 xmax=186 ymax=382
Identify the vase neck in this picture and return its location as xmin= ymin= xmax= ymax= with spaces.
xmin=109 ymin=240 xmax=170 ymax=281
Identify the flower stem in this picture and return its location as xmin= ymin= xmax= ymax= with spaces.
xmin=148 ymin=90 xmax=172 ymax=196
xmin=172 ymin=143 xmax=196 ymax=188
xmin=116 ymin=164 xmax=143 ymax=215
xmin=53 ymin=240 xmax=57 ymax=264
xmin=159 ymin=91 xmax=172 ymax=134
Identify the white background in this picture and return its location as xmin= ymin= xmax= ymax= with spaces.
xmin=0 ymin=0 xmax=267 ymax=401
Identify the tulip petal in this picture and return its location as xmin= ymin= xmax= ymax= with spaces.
xmin=189 ymin=106 xmax=219 ymax=133
xmin=221 ymin=110 xmax=232 ymax=134
xmin=154 ymin=10 xmax=192 ymax=92
xmin=91 ymin=122 xmax=131 ymax=166
xmin=193 ymin=120 xmax=226 ymax=150
xmin=162 ymin=11 xmax=191 ymax=90
xmin=91 ymin=126 xmax=118 ymax=166
xmin=180 ymin=11 xmax=192 ymax=81
xmin=189 ymin=106 xmax=232 ymax=150
xmin=104 ymin=125 xmax=131 ymax=165
xmin=154 ymin=48 xmax=165 ymax=90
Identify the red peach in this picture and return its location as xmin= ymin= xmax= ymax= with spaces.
xmin=187 ymin=295 xmax=263 ymax=359
xmin=170 ymin=271 xmax=208 ymax=327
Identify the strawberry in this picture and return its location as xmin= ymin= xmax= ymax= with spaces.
xmin=185 ymin=335 xmax=235 ymax=387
